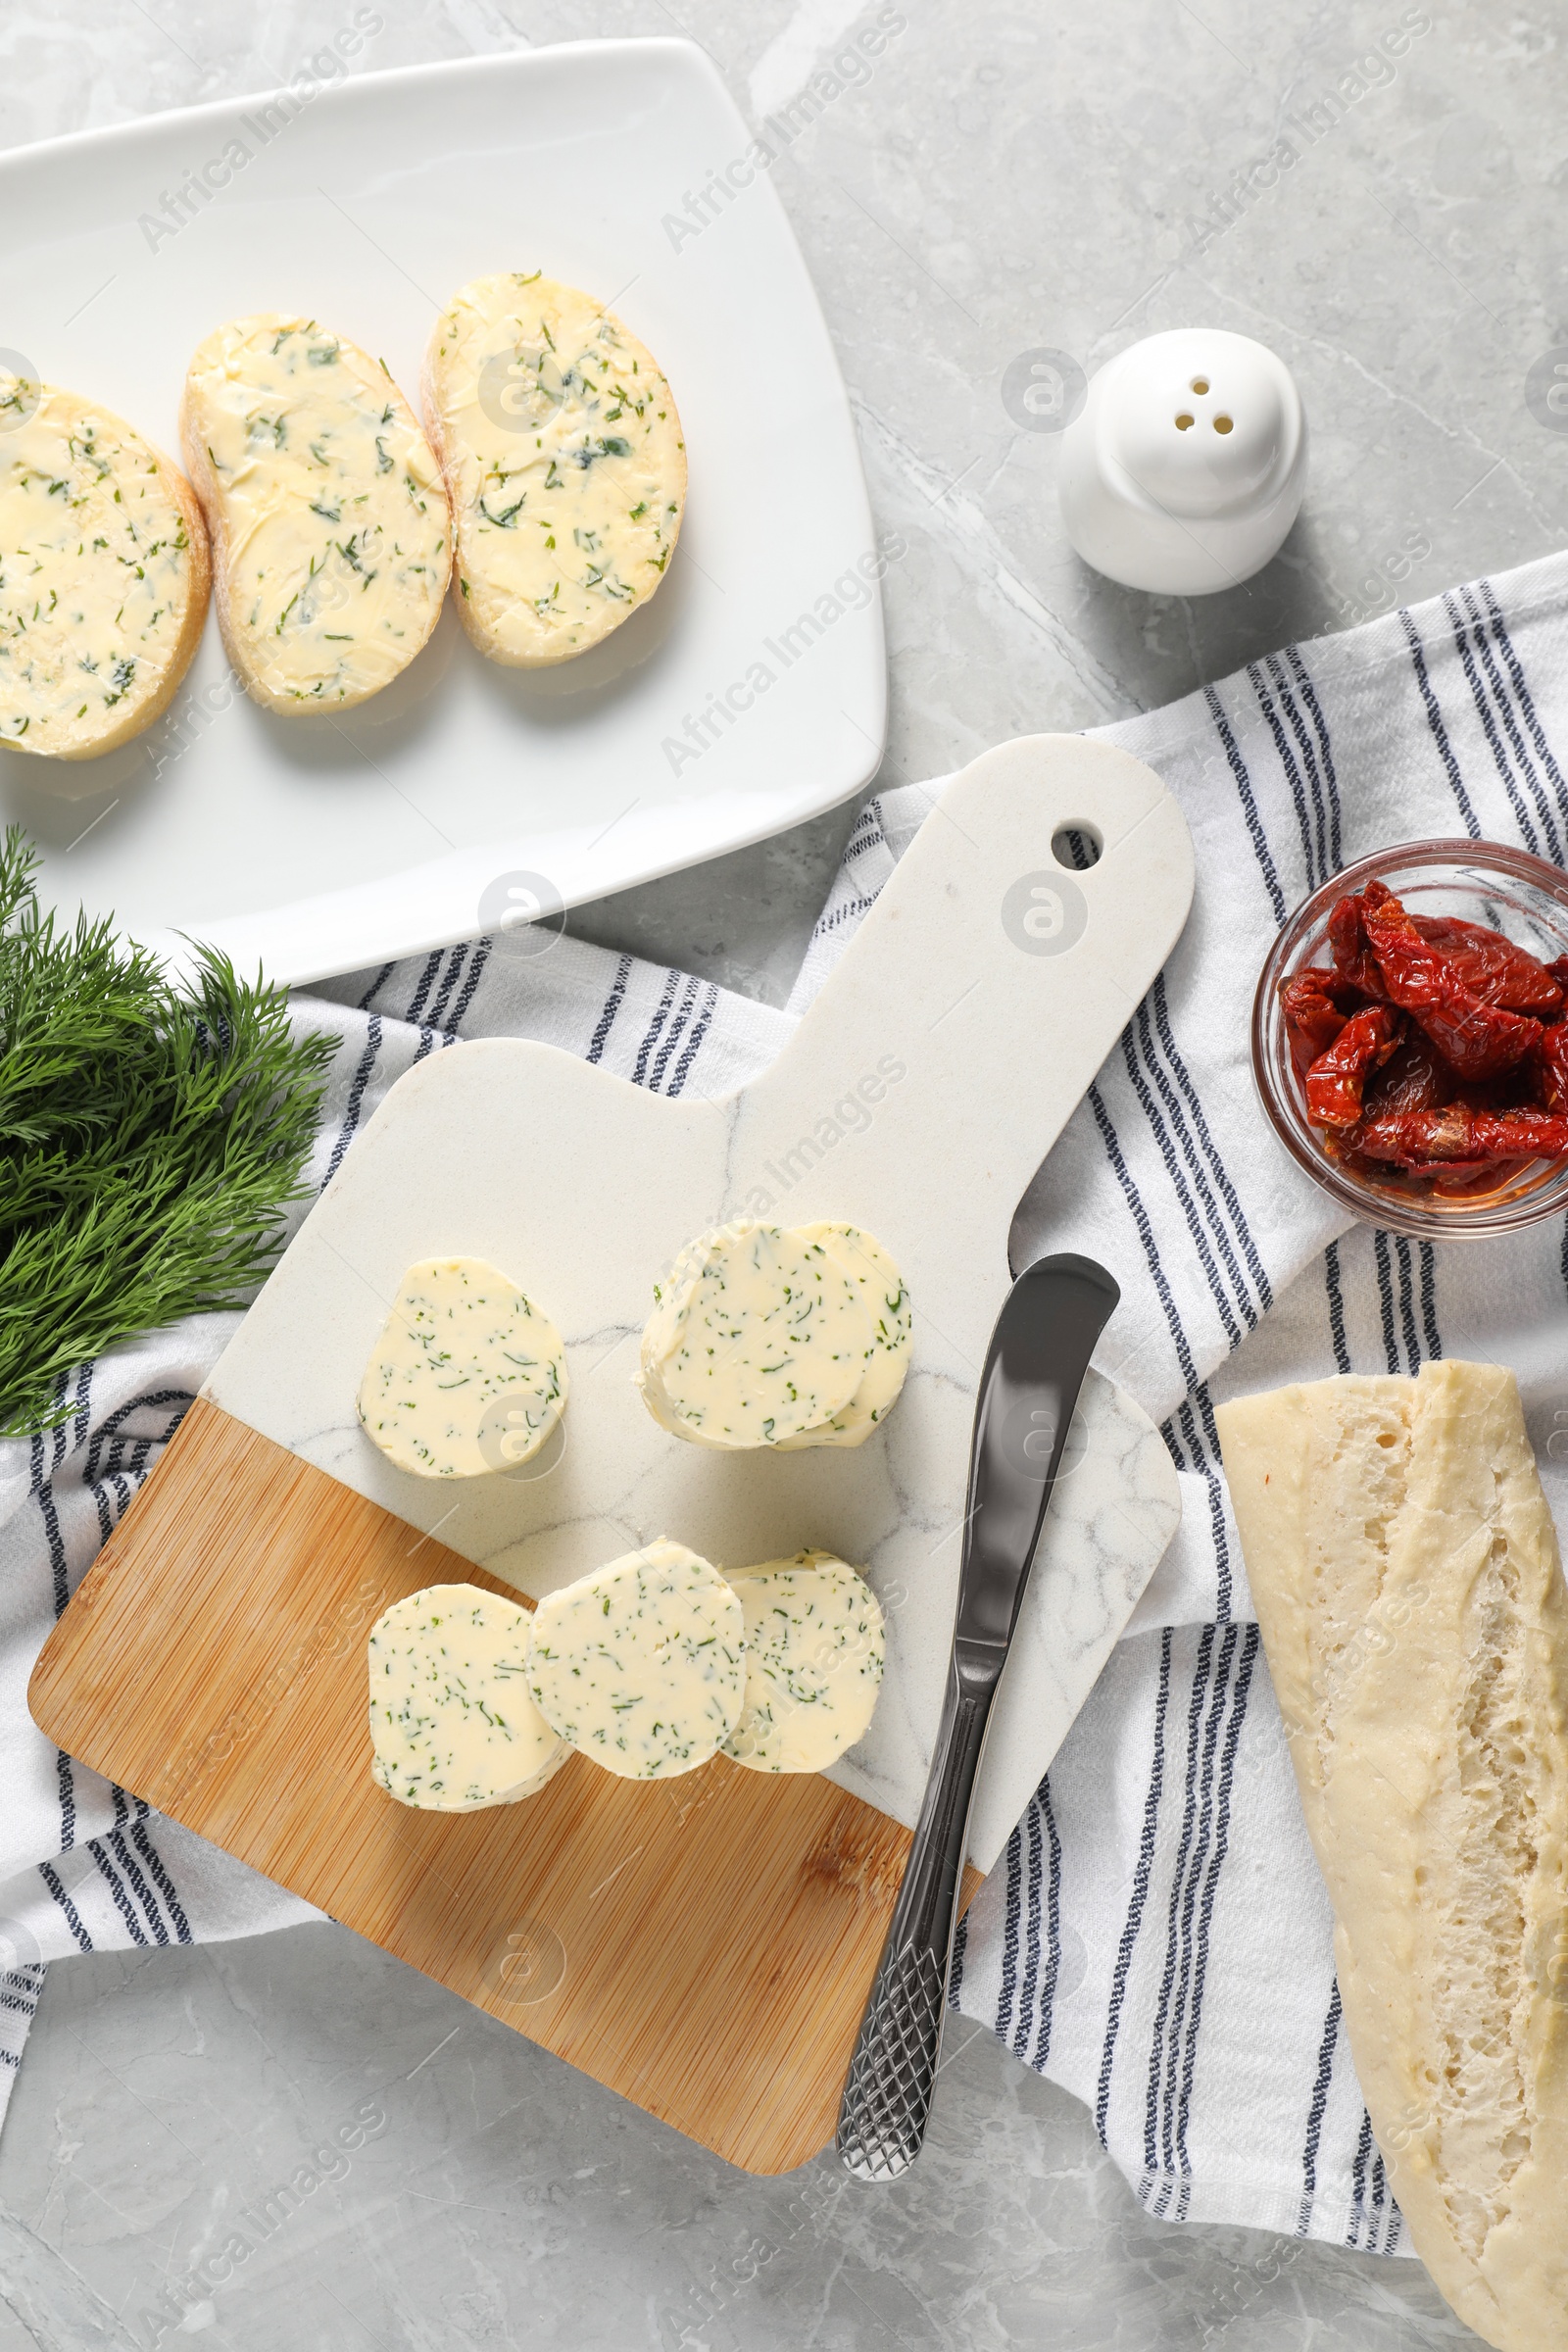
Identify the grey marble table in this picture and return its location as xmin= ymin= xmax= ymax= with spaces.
xmin=0 ymin=0 xmax=1553 ymax=2342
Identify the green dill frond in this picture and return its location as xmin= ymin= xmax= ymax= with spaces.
xmin=0 ymin=824 xmax=335 ymax=1437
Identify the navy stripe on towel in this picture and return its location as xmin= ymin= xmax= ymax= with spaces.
xmin=1205 ymin=687 xmax=1287 ymax=924
xmin=1399 ymin=607 xmax=1482 ymax=838
xmin=1298 ymin=1981 xmax=1343 ymax=2236
xmin=1097 ymin=1631 xmax=1173 ymax=2148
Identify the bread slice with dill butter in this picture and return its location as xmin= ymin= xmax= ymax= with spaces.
xmin=181 ymin=315 xmax=450 ymax=713
xmin=1217 ymin=1361 xmax=1568 ymax=2352
xmin=423 ymin=270 xmax=685 ymax=666
xmin=0 ymin=373 xmax=210 ymax=763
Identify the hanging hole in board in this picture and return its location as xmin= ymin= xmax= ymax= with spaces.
xmin=1052 ymin=824 xmax=1102 ymax=871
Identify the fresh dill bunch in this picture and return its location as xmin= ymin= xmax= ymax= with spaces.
xmin=0 ymin=825 xmax=335 ymax=1439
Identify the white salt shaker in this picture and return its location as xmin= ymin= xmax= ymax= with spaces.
xmin=1058 ymin=328 xmax=1307 ymax=595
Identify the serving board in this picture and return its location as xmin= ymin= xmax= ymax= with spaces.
xmin=31 ymin=734 xmax=1193 ymax=2172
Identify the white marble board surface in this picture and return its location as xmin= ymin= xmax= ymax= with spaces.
xmin=207 ymin=732 xmax=1191 ymax=1872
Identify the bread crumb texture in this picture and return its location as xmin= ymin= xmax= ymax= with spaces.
xmin=1218 ymin=1360 xmax=1568 ymax=2352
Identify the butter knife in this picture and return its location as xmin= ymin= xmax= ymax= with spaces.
xmin=835 ymin=1250 xmax=1120 ymax=2180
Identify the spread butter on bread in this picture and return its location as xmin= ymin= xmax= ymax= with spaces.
xmin=423 ymin=271 xmax=685 ymax=667
xmin=181 ymin=315 xmax=449 ymax=713
xmin=0 ymin=374 xmax=209 ymax=762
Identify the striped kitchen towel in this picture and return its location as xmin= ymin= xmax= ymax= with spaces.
xmin=6 ymin=549 xmax=1568 ymax=2258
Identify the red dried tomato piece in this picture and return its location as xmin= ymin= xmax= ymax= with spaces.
xmin=1348 ymin=1104 xmax=1568 ymax=1168
xmin=1537 ymin=1021 xmax=1568 ymax=1115
xmin=1280 ymin=968 xmax=1351 ymax=1077
xmin=1363 ymin=900 xmax=1542 ymax=1081
xmin=1361 ymin=1029 xmax=1457 ymax=1118
xmin=1303 ymin=1004 xmax=1404 ymax=1127
xmin=1413 ymin=916 xmax=1563 ymax=1013
xmin=1328 ymin=879 xmax=1394 ymax=998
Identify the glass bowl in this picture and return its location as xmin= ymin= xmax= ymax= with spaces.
xmin=1251 ymin=838 xmax=1568 ymax=1240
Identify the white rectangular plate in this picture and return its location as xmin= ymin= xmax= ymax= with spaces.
xmin=0 ymin=42 xmax=886 ymax=984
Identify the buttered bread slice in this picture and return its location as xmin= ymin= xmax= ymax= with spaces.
xmin=1218 ymin=1362 xmax=1568 ymax=2352
xmin=182 ymin=315 xmax=450 ymax=712
xmin=424 ymin=271 xmax=685 ymax=666
xmin=0 ymin=374 xmax=209 ymax=762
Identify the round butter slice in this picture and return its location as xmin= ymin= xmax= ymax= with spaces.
xmin=723 ymin=1553 xmax=886 ymax=1774
xmin=423 ymin=270 xmax=685 ymax=667
xmin=0 ymin=378 xmax=209 ymax=762
xmin=182 ymin=314 xmax=450 ymax=711
xmin=773 ymin=1224 xmax=911 ymax=1450
xmin=368 ymin=1584 xmax=567 ymax=1810
xmin=525 ymin=1539 xmax=745 ymax=1780
xmin=357 ymin=1256 xmax=567 ymax=1479
xmin=637 ymin=1221 xmax=874 ymax=1449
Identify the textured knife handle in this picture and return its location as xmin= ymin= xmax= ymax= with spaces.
xmin=837 ymin=1676 xmax=992 ymax=2180
xmin=836 ymin=1938 xmax=949 ymax=2180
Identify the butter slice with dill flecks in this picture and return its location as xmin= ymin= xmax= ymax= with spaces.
xmin=636 ymin=1221 xmax=874 ymax=1450
xmin=423 ymin=270 xmax=685 ymax=666
xmin=723 ymin=1552 xmax=885 ymax=1774
xmin=525 ymin=1539 xmax=745 ymax=1780
xmin=357 ymin=1256 xmax=567 ymax=1479
xmin=772 ymin=1224 xmax=911 ymax=1450
xmin=368 ymin=1584 xmax=567 ymax=1810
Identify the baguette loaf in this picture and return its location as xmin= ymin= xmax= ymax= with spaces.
xmin=0 ymin=374 xmax=209 ymax=762
xmin=423 ymin=271 xmax=685 ymax=667
xmin=181 ymin=315 xmax=449 ymax=713
xmin=1217 ymin=1361 xmax=1568 ymax=2352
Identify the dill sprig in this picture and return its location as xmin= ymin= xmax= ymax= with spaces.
xmin=0 ymin=825 xmax=335 ymax=1438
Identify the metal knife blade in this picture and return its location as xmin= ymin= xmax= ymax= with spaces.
xmin=835 ymin=1251 xmax=1120 ymax=2181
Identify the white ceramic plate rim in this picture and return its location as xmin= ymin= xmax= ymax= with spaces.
xmin=0 ymin=41 xmax=886 ymax=986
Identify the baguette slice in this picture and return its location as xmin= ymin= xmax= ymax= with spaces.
xmin=0 ymin=374 xmax=209 ymax=762
xmin=1217 ymin=1362 xmax=1568 ymax=2352
xmin=423 ymin=271 xmax=685 ymax=667
xmin=181 ymin=315 xmax=450 ymax=713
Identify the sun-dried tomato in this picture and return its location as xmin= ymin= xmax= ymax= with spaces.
xmin=1362 ymin=900 xmax=1542 ymax=1080
xmin=1413 ymin=916 xmax=1563 ymax=1012
xmin=1361 ymin=1029 xmax=1456 ymax=1118
xmin=1286 ymin=876 xmax=1568 ymax=1196
xmin=1280 ymin=969 xmax=1350 ymax=1076
xmin=1347 ymin=1105 xmax=1568 ymax=1168
xmin=1328 ymin=878 xmax=1394 ymax=997
xmin=1303 ymin=1004 xmax=1403 ymax=1126
xmin=1538 ymin=1021 xmax=1568 ymax=1115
